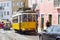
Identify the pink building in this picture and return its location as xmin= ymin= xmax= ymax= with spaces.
xmin=36 ymin=0 xmax=60 ymax=33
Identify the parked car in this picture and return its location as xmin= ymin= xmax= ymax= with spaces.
xmin=39 ymin=25 xmax=60 ymax=40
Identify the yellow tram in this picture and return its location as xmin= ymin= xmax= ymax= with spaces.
xmin=12 ymin=11 xmax=37 ymax=33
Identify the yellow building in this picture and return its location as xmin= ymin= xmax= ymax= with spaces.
xmin=12 ymin=0 xmax=28 ymax=12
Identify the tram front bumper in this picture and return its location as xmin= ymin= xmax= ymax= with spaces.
xmin=21 ymin=28 xmax=36 ymax=32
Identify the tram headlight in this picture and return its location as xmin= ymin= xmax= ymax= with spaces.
xmin=22 ymin=28 xmax=26 ymax=31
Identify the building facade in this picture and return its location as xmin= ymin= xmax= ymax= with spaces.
xmin=12 ymin=0 xmax=38 ymax=12
xmin=0 ymin=0 xmax=12 ymax=21
xmin=28 ymin=0 xmax=37 ymax=9
xmin=12 ymin=0 xmax=28 ymax=12
xmin=36 ymin=0 xmax=60 ymax=33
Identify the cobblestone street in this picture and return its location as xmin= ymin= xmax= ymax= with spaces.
xmin=0 ymin=29 xmax=39 ymax=40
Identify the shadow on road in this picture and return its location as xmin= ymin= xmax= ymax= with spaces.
xmin=15 ymin=31 xmax=39 ymax=36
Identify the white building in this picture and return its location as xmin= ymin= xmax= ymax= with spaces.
xmin=28 ymin=0 xmax=38 ymax=10
xmin=0 ymin=0 xmax=12 ymax=21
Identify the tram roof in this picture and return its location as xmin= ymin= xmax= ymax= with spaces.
xmin=12 ymin=12 xmax=22 ymax=17
xmin=18 ymin=10 xmax=36 ymax=13
xmin=12 ymin=11 xmax=36 ymax=17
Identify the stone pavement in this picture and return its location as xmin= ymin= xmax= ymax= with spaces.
xmin=0 ymin=29 xmax=39 ymax=40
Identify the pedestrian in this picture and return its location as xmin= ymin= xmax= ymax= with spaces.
xmin=4 ymin=23 xmax=10 ymax=30
xmin=43 ymin=20 xmax=51 ymax=32
xmin=0 ymin=22 xmax=2 ymax=29
xmin=46 ymin=20 xmax=51 ymax=27
xmin=1 ymin=22 xmax=4 ymax=28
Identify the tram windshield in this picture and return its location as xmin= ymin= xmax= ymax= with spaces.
xmin=12 ymin=16 xmax=18 ymax=23
xmin=28 ymin=14 xmax=32 ymax=22
xmin=22 ymin=14 xmax=36 ymax=22
xmin=22 ymin=14 xmax=27 ymax=22
xmin=32 ymin=14 xmax=36 ymax=22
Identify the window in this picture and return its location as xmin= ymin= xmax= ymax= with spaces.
xmin=4 ymin=3 xmax=6 ymax=7
xmin=54 ymin=0 xmax=60 ymax=7
xmin=58 ymin=15 xmax=60 ymax=24
xmin=28 ymin=14 xmax=32 ymax=22
xmin=22 ymin=14 xmax=27 ymax=22
xmin=0 ymin=3 xmax=1 ymax=7
xmin=20 ymin=1 xmax=24 ymax=7
xmin=48 ymin=0 xmax=52 ymax=2
xmin=4 ymin=11 xmax=6 ymax=15
xmin=58 ymin=0 xmax=60 ymax=7
xmin=7 ymin=11 xmax=9 ymax=15
xmin=58 ymin=0 xmax=60 ymax=2
xmin=32 ymin=14 xmax=36 ymax=22
xmin=13 ymin=16 xmax=18 ymax=23
xmin=0 ymin=12 xmax=3 ymax=17
xmin=49 ymin=14 xmax=52 ymax=25
xmin=0 ymin=7 xmax=3 ymax=10
xmin=2 ymin=3 xmax=4 ymax=7
xmin=7 ymin=3 xmax=9 ymax=7
xmin=41 ymin=14 xmax=44 ymax=30
xmin=41 ymin=0 xmax=44 ymax=3
xmin=2 ymin=3 xmax=5 ymax=7
xmin=1 ymin=3 xmax=3 ymax=7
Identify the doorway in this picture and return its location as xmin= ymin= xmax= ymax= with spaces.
xmin=41 ymin=14 xmax=44 ymax=30
xmin=49 ymin=14 xmax=52 ymax=25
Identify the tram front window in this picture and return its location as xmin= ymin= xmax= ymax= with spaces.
xmin=22 ymin=14 xmax=27 ymax=22
xmin=13 ymin=16 xmax=18 ymax=23
xmin=28 ymin=14 xmax=32 ymax=22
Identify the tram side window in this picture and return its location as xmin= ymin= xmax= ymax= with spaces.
xmin=13 ymin=16 xmax=18 ymax=23
xmin=22 ymin=14 xmax=27 ymax=22
xmin=32 ymin=14 xmax=36 ymax=22
xmin=19 ymin=15 xmax=21 ymax=22
xmin=28 ymin=14 xmax=32 ymax=22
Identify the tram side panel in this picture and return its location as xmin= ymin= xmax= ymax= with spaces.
xmin=12 ymin=23 xmax=20 ymax=30
xmin=21 ymin=22 xmax=36 ymax=32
